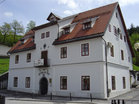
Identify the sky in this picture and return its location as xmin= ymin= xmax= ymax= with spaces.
xmin=0 ymin=0 xmax=139 ymax=30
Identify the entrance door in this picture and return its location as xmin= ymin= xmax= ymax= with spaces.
xmin=41 ymin=51 xmax=48 ymax=66
xmin=39 ymin=77 xmax=48 ymax=95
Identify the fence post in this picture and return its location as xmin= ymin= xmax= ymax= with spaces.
xmin=70 ymin=93 xmax=72 ymax=101
xmin=90 ymin=93 xmax=92 ymax=102
xmin=122 ymin=99 xmax=125 ymax=104
xmin=118 ymin=99 xmax=120 ymax=104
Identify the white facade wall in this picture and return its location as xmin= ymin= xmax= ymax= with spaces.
xmin=0 ymin=44 xmax=11 ymax=56
xmin=8 ymin=7 xmax=133 ymax=99
xmin=102 ymin=8 xmax=133 ymax=97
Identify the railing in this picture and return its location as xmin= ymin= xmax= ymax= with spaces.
xmin=34 ymin=59 xmax=50 ymax=67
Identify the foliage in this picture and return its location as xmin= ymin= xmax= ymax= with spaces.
xmin=0 ymin=22 xmax=11 ymax=43
xmin=133 ymin=64 xmax=139 ymax=71
xmin=127 ymin=24 xmax=139 ymax=36
xmin=129 ymin=33 xmax=139 ymax=67
xmin=0 ymin=58 xmax=9 ymax=75
xmin=11 ymin=20 xmax=24 ymax=42
xmin=26 ymin=20 xmax=36 ymax=33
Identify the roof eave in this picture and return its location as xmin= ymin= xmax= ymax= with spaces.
xmin=53 ymin=33 xmax=104 ymax=45
xmin=8 ymin=45 xmax=36 ymax=54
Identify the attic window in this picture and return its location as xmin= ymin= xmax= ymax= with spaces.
xmin=62 ymin=26 xmax=70 ymax=35
xmin=83 ymin=22 xmax=91 ymax=30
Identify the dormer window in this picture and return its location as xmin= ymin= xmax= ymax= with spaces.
xmin=64 ymin=27 xmax=70 ymax=34
xmin=61 ymin=26 xmax=70 ymax=35
xmin=83 ymin=22 xmax=91 ymax=30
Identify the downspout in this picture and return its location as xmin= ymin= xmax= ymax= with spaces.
xmin=101 ymin=37 xmax=109 ymax=98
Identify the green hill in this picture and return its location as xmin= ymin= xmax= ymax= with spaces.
xmin=0 ymin=58 xmax=9 ymax=75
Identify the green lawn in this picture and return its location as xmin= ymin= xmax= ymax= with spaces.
xmin=133 ymin=64 xmax=139 ymax=71
xmin=0 ymin=58 xmax=9 ymax=75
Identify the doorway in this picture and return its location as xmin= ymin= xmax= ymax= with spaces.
xmin=39 ymin=77 xmax=48 ymax=95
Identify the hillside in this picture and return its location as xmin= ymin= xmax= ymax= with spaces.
xmin=0 ymin=58 xmax=9 ymax=75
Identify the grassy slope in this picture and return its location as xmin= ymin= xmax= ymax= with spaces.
xmin=0 ymin=58 xmax=9 ymax=75
xmin=133 ymin=64 xmax=139 ymax=71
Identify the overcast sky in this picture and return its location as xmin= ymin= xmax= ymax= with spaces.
xmin=0 ymin=0 xmax=139 ymax=30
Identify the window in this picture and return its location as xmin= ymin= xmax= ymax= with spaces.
xmin=81 ymin=76 xmax=90 ymax=90
xmin=116 ymin=12 xmax=118 ymax=18
xmin=124 ymin=36 xmax=126 ymax=42
xmin=61 ymin=47 xmax=67 ymax=58
xmin=112 ymin=76 xmax=116 ymax=90
xmin=83 ymin=22 xmax=91 ymax=30
xmin=15 ymin=55 xmax=19 ymax=64
xmin=64 ymin=27 xmax=70 ymax=34
xmin=110 ymin=45 xmax=114 ymax=57
xmin=81 ymin=43 xmax=89 ymax=56
xmin=121 ymin=50 xmax=124 ymax=60
xmin=113 ymin=26 xmax=117 ymax=35
xmin=46 ymin=32 xmax=50 ymax=38
xmin=13 ymin=77 xmax=18 ymax=87
xmin=109 ymin=24 xmax=111 ymax=32
xmin=25 ymin=77 xmax=30 ymax=88
xmin=60 ymin=76 xmax=67 ymax=90
xmin=123 ymin=77 xmax=126 ymax=89
xmin=41 ymin=33 xmax=45 ymax=39
xmin=27 ymin=53 xmax=31 ymax=62
xmin=120 ymin=34 xmax=122 ymax=40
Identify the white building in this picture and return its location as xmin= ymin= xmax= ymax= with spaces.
xmin=8 ymin=2 xmax=134 ymax=99
xmin=0 ymin=44 xmax=11 ymax=57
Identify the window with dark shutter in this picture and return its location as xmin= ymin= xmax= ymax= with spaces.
xmin=46 ymin=32 xmax=50 ymax=38
xmin=15 ymin=55 xmax=19 ymax=64
xmin=110 ymin=45 xmax=114 ymax=57
xmin=41 ymin=33 xmax=45 ymax=39
xmin=123 ymin=77 xmax=126 ymax=89
xmin=121 ymin=50 xmax=124 ymax=60
xmin=60 ymin=76 xmax=67 ymax=90
xmin=61 ymin=47 xmax=67 ymax=58
xmin=13 ymin=77 xmax=18 ymax=87
xmin=81 ymin=43 xmax=89 ymax=56
xmin=112 ymin=76 xmax=116 ymax=90
xmin=25 ymin=77 xmax=30 ymax=88
xmin=27 ymin=53 xmax=31 ymax=62
xmin=81 ymin=76 xmax=90 ymax=90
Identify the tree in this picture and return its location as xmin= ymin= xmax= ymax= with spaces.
xmin=130 ymin=33 xmax=139 ymax=66
xmin=11 ymin=20 xmax=24 ymax=42
xmin=26 ymin=20 xmax=36 ymax=33
xmin=0 ymin=22 xmax=11 ymax=43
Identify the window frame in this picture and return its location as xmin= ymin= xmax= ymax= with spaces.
xmin=112 ymin=76 xmax=116 ymax=90
xmin=121 ymin=50 xmax=124 ymax=60
xmin=15 ymin=55 xmax=19 ymax=64
xmin=25 ymin=77 xmax=30 ymax=88
xmin=41 ymin=33 xmax=45 ymax=39
xmin=123 ymin=77 xmax=126 ymax=89
xmin=60 ymin=47 xmax=67 ymax=59
xmin=81 ymin=43 xmax=89 ymax=56
xmin=110 ymin=45 xmax=114 ymax=57
xmin=46 ymin=31 xmax=50 ymax=38
xmin=113 ymin=26 xmax=117 ymax=35
xmin=83 ymin=22 xmax=91 ymax=30
xmin=13 ymin=77 xmax=18 ymax=87
xmin=60 ymin=76 xmax=67 ymax=90
xmin=26 ymin=53 xmax=31 ymax=63
xmin=81 ymin=76 xmax=90 ymax=91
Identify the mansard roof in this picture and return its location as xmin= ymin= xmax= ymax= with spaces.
xmin=53 ymin=2 xmax=118 ymax=44
xmin=8 ymin=30 xmax=36 ymax=54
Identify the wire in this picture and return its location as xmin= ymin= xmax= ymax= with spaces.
xmin=0 ymin=0 xmax=5 ymax=5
